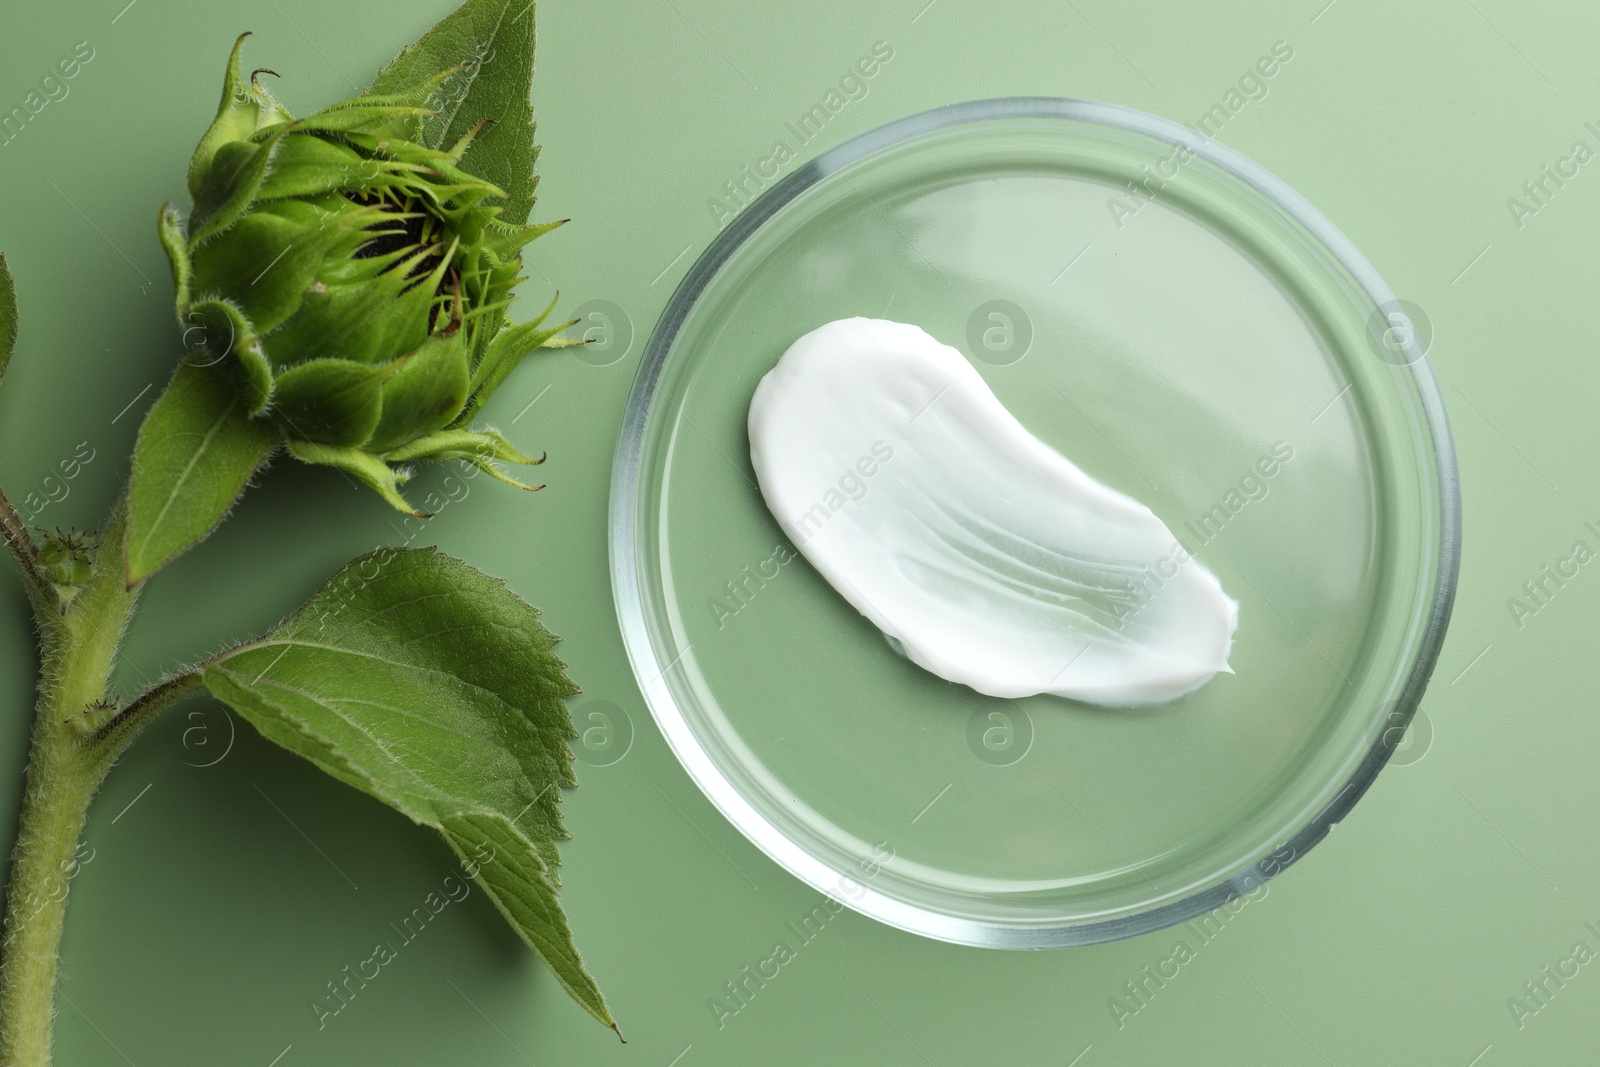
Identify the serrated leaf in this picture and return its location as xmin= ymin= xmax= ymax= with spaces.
xmin=441 ymin=812 xmax=615 ymax=1030
xmin=126 ymin=358 xmax=279 ymax=585
xmin=200 ymin=547 xmax=616 ymax=1033
xmin=0 ymin=252 xmax=15 ymax=388
xmin=364 ymin=0 xmax=541 ymax=225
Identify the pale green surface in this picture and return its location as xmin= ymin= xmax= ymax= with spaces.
xmin=0 ymin=1 xmax=1591 ymax=1064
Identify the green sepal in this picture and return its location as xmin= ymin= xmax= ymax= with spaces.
xmin=287 ymin=232 xmax=454 ymax=373
xmin=157 ymin=205 xmax=192 ymax=316
xmin=286 ymin=438 xmax=422 ymax=515
xmin=378 ymin=234 xmax=460 ymax=362
xmin=330 ymin=65 xmax=466 ymax=143
xmin=463 ymin=458 xmax=544 ymax=491
xmin=444 ymin=119 xmax=493 ymax=162
xmin=491 ymin=216 xmax=567 ymax=257
xmin=385 ymin=427 xmax=544 ymax=490
xmin=272 ymin=358 xmax=394 ymax=447
xmin=286 ymin=103 xmax=436 ymax=138
xmin=366 ymin=326 xmax=471 ymax=453
xmin=331 ymin=64 xmax=464 ymax=114
xmin=384 ymin=426 xmax=542 ymax=465
xmin=126 ymin=357 xmax=280 ymax=585
xmin=334 ymin=129 xmax=457 ymax=167
xmin=477 ymin=292 xmax=560 ymax=377
xmin=455 ymin=296 xmax=569 ymax=425
xmin=403 ymin=162 xmax=510 ymax=210
xmin=255 ymin=134 xmax=371 ymax=201
xmin=189 ymin=299 xmax=272 ymax=414
xmin=457 ymin=295 xmax=556 ymax=422
xmin=189 ymin=121 xmax=296 ymax=246
xmin=190 ymin=198 xmax=363 ymax=335
xmin=187 ymin=33 xmax=294 ymax=200
xmin=261 ymin=248 xmax=435 ymax=369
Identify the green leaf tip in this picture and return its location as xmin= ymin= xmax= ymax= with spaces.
xmin=201 ymin=546 xmax=614 ymax=1029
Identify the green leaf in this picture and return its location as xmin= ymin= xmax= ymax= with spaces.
xmin=127 ymin=359 xmax=279 ymax=585
xmin=200 ymin=547 xmax=616 ymax=1034
xmin=0 ymin=252 xmax=15 ymax=388
xmin=364 ymin=0 xmax=541 ymax=225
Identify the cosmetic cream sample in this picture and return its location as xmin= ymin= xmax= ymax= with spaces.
xmin=747 ymin=317 xmax=1238 ymax=707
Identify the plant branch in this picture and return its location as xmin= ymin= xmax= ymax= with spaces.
xmin=89 ymin=668 xmax=206 ymax=752
xmin=0 ymin=486 xmax=74 ymax=649
xmin=0 ymin=483 xmax=35 ymax=570
xmin=0 ymin=484 xmax=55 ymax=629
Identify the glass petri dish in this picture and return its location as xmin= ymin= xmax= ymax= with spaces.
xmin=609 ymin=98 xmax=1460 ymax=947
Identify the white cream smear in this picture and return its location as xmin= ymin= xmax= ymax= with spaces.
xmin=747 ymin=318 xmax=1239 ymax=707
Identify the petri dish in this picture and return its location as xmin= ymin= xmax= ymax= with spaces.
xmin=609 ymin=98 xmax=1460 ymax=947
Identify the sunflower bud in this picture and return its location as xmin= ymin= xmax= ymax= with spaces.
xmin=157 ymin=34 xmax=572 ymax=514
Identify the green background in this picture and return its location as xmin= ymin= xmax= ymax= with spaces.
xmin=0 ymin=0 xmax=1592 ymax=1063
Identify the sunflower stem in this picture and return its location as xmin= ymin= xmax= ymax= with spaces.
xmin=0 ymin=496 xmax=145 ymax=1067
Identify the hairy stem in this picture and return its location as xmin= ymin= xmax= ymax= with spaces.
xmin=0 ymin=730 xmax=106 ymax=1066
xmin=0 ymin=497 xmax=140 ymax=1067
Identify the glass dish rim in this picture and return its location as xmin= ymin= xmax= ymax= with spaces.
xmin=607 ymin=96 xmax=1463 ymax=949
